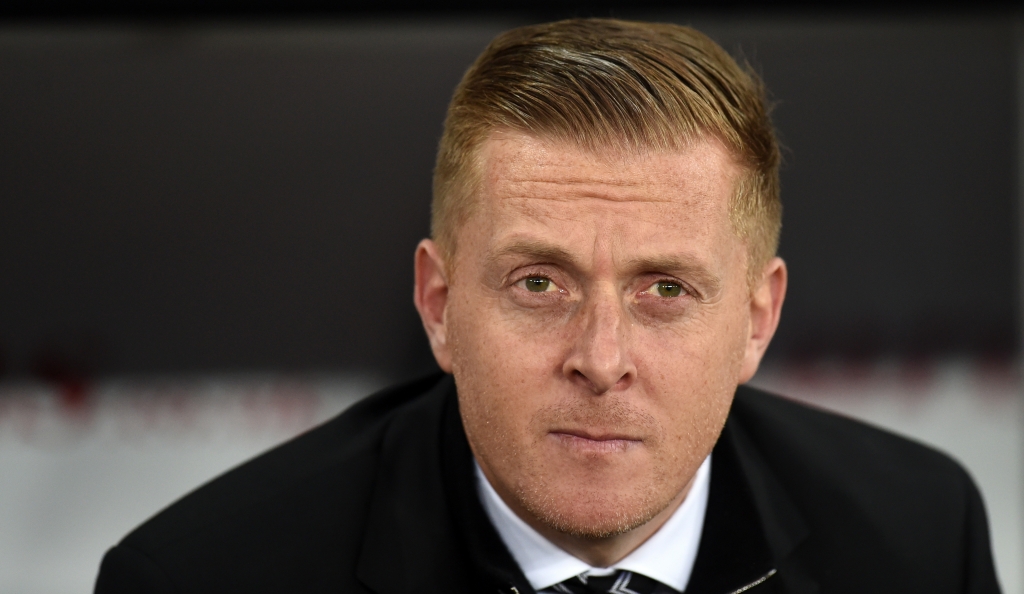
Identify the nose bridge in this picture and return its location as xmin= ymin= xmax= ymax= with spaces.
xmin=566 ymin=282 xmax=635 ymax=393
xmin=585 ymin=285 xmax=625 ymax=344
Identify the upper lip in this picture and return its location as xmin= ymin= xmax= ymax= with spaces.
xmin=552 ymin=429 xmax=641 ymax=441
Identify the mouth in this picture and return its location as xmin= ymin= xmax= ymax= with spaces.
xmin=549 ymin=430 xmax=643 ymax=454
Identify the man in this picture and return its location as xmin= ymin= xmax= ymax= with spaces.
xmin=95 ymin=19 xmax=1001 ymax=594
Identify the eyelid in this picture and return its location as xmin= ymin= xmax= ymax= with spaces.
xmin=508 ymin=268 xmax=550 ymax=284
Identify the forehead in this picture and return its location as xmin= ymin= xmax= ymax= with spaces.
xmin=461 ymin=132 xmax=743 ymax=269
xmin=479 ymin=131 xmax=736 ymax=192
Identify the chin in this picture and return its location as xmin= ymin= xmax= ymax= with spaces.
xmin=516 ymin=474 xmax=672 ymax=540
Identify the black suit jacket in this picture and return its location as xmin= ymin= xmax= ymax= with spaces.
xmin=95 ymin=374 xmax=1001 ymax=593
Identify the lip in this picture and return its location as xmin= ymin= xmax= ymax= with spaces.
xmin=553 ymin=429 xmax=640 ymax=442
xmin=549 ymin=430 xmax=642 ymax=453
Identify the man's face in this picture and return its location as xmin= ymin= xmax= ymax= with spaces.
xmin=416 ymin=131 xmax=781 ymax=539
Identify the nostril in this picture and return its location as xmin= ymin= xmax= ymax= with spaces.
xmin=567 ymin=368 xmax=598 ymax=392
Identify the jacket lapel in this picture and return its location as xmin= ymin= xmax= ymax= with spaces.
xmin=728 ymin=392 xmax=820 ymax=594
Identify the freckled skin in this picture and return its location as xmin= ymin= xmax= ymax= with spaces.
xmin=414 ymin=131 xmax=787 ymax=567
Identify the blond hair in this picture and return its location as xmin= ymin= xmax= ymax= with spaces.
xmin=432 ymin=18 xmax=781 ymax=287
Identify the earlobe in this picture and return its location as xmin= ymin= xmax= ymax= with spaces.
xmin=738 ymin=257 xmax=787 ymax=383
xmin=413 ymin=239 xmax=454 ymax=372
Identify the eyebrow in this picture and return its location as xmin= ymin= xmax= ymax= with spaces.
xmin=485 ymin=239 xmax=582 ymax=273
xmin=622 ymin=254 xmax=723 ymax=298
xmin=485 ymin=238 xmax=723 ymax=297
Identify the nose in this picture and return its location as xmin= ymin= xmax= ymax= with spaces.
xmin=562 ymin=288 xmax=636 ymax=394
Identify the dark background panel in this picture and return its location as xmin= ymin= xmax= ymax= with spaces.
xmin=0 ymin=15 xmax=1018 ymax=383
xmin=691 ymin=18 xmax=1018 ymax=360
xmin=0 ymin=23 xmax=512 ymax=380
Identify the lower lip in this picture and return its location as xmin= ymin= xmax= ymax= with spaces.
xmin=550 ymin=432 xmax=640 ymax=454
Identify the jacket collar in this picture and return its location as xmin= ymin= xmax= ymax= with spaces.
xmin=356 ymin=376 xmax=815 ymax=594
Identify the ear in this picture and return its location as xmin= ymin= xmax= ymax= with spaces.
xmin=738 ymin=257 xmax=787 ymax=383
xmin=413 ymin=239 xmax=453 ymax=372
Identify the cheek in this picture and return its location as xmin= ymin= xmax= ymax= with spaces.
xmin=642 ymin=300 xmax=747 ymax=363
xmin=449 ymin=287 xmax=568 ymax=379
xmin=446 ymin=290 xmax=563 ymax=434
xmin=634 ymin=304 xmax=748 ymax=424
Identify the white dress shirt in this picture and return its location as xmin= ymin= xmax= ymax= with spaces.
xmin=475 ymin=455 xmax=711 ymax=593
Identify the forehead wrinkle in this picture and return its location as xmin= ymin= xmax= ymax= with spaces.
xmin=498 ymin=195 xmax=717 ymax=241
xmin=484 ymin=144 xmax=731 ymax=205
xmin=489 ymin=193 xmax=724 ymax=263
xmin=501 ymin=177 xmax=676 ymax=204
xmin=515 ymin=174 xmax=639 ymax=188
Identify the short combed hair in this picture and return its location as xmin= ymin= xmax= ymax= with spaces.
xmin=432 ymin=18 xmax=781 ymax=288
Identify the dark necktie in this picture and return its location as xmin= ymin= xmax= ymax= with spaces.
xmin=542 ymin=570 xmax=676 ymax=594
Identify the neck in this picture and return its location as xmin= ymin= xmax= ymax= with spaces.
xmin=508 ymin=479 xmax=694 ymax=568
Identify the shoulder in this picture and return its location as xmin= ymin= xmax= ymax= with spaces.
xmin=730 ymin=385 xmax=998 ymax=591
xmin=731 ymin=384 xmax=971 ymax=495
xmin=96 ymin=373 xmax=449 ymax=594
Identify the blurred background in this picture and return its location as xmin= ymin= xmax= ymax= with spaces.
xmin=0 ymin=3 xmax=1020 ymax=592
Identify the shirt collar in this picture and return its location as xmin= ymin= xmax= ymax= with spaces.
xmin=475 ymin=455 xmax=711 ymax=592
